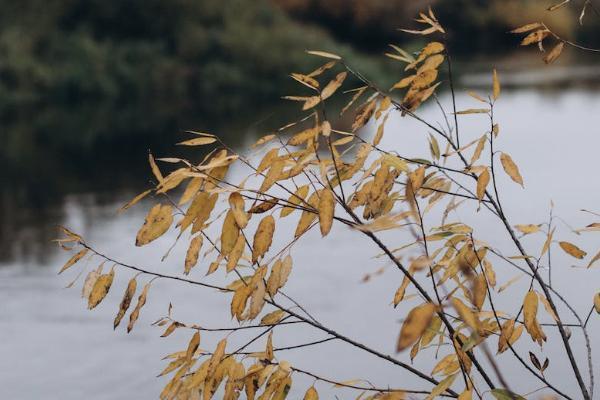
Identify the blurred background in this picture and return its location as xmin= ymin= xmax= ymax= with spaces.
xmin=1 ymin=0 xmax=599 ymax=264
xmin=1 ymin=1 xmax=600 ymax=399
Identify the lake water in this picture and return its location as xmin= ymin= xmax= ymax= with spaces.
xmin=2 ymin=66 xmax=600 ymax=399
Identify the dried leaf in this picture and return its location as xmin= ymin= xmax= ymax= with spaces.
xmin=426 ymin=373 xmax=457 ymax=400
xmin=128 ymin=283 xmax=150 ymax=333
xmin=221 ymin=210 xmax=240 ymax=256
xmin=500 ymin=153 xmax=524 ymax=187
xmin=135 ymin=204 xmax=173 ymax=246
xmin=88 ymin=267 xmax=115 ymax=309
xmin=260 ymin=310 xmax=286 ymax=325
xmin=318 ymin=189 xmax=335 ymax=236
xmin=281 ymin=185 xmax=310 ymax=218
xmin=252 ymin=216 xmax=275 ymax=264
xmin=397 ymin=303 xmax=436 ymax=351
xmin=184 ymin=235 xmax=203 ymax=274
xmin=559 ymin=241 xmax=586 ymax=259
xmin=492 ymin=69 xmax=500 ymax=101
xmin=306 ymin=50 xmax=341 ymax=60
xmin=177 ymin=137 xmax=217 ymax=146
xmin=523 ymin=290 xmax=546 ymax=345
xmin=228 ymin=192 xmax=248 ymax=229
xmin=59 ymin=248 xmax=88 ymax=274
xmin=303 ymin=386 xmax=319 ymax=400
xmin=114 ymin=277 xmax=137 ymax=329
xmin=476 ymin=168 xmax=490 ymax=201
xmin=543 ymin=42 xmax=564 ymax=64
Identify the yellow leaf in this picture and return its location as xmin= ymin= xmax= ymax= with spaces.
xmin=177 ymin=137 xmax=217 ymax=146
xmin=249 ymin=199 xmax=278 ymax=214
xmin=521 ymin=30 xmax=550 ymax=46
xmin=397 ymin=303 xmax=436 ymax=351
xmin=458 ymin=389 xmax=472 ymax=400
xmin=82 ymin=266 xmax=102 ymax=300
xmin=226 ymin=234 xmax=246 ymax=273
xmin=306 ymin=50 xmax=341 ymax=60
xmin=492 ymin=69 xmax=500 ymax=101
xmin=392 ymin=75 xmax=415 ymax=90
xmin=281 ymin=185 xmax=310 ymax=218
xmin=266 ymin=255 xmax=293 ymax=296
xmin=260 ymin=160 xmax=285 ymax=192
xmin=252 ymin=215 xmax=275 ymax=264
xmin=184 ymin=235 xmax=203 ymax=274
xmin=318 ymin=189 xmax=335 ymax=236
xmin=594 ymin=293 xmax=600 ymax=314
xmin=119 ymin=189 xmax=152 ymax=213
xmin=303 ymin=72 xmax=347 ymax=110
xmin=260 ymin=310 xmax=286 ymax=325
xmin=295 ymin=192 xmax=319 ymax=238
xmin=523 ymin=290 xmax=546 ymax=345
xmin=248 ymin=280 xmax=267 ymax=319
xmin=148 ymin=152 xmax=163 ymax=182
xmin=469 ymin=136 xmax=486 ymax=166
xmin=257 ymin=148 xmax=280 ymax=173
xmin=228 ymin=192 xmax=248 ymax=229
xmin=455 ymin=108 xmax=490 ymax=115
xmin=88 ymin=267 xmax=115 ymax=309
xmin=207 ymin=338 xmax=227 ymax=377
xmin=498 ymin=319 xmax=523 ymax=354
xmin=515 ymin=224 xmax=540 ymax=235
xmin=559 ymin=241 xmax=586 ymax=259
xmin=472 ymin=274 xmax=487 ymax=310
xmin=541 ymin=227 xmax=555 ymax=256
xmin=426 ymin=373 xmax=457 ymax=400
xmin=538 ymin=293 xmax=559 ymax=322
xmin=500 ymin=153 xmax=524 ymax=187
xmin=114 ymin=277 xmax=137 ymax=329
xmin=59 ymin=248 xmax=88 ymax=274
xmin=185 ymin=331 xmax=201 ymax=361
xmin=221 ymin=210 xmax=240 ymax=256
xmin=476 ymin=168 xmax=490 ymax=201
xmin=135 ymin=204 xmax=173 ymax=246
xmin=160 ymin=321 xmax=183 ymax=338
xmin=303 ymin=386 xmax=319 ymax=400
xmin=511 ymin=23 xmax=544 ymax=33
xmin=128 ymin=283 xmax=150 ymax=333
xmin=543 ymin=42 xmax=564 ymax=64
xmin=451 ymin=297 xmax=479 ymax=332
xmin=588 ymin=250 xmax=600 ymax=268
xmin=265 ymin=331 xmax=274 ymax=361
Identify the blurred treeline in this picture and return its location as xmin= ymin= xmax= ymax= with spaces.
xmin=0 ymin=0 xmax=380 ymax=123
xmin=0 ymin=0 xmax=382 ymax=206
xmin=275 ymin=0 xmax=600 ymax=53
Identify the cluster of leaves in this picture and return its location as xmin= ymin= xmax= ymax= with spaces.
xmin=511 ymin=0 xmax=600 ymax=64
xmin=56 ymin=7 xmax=600 ymax=400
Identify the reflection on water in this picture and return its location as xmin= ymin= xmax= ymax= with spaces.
xmin=1 ymin=66 xmax=600 ymax=399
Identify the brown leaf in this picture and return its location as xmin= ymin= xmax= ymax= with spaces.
xmin=128 ymin=283 xmax=150 ymax=333
xmin=559 ymin=241 xmax=586 ymax=259
xmin=543 ymin=42 xmax=564 ymax=64
xmin=114 ymin=277 xmax=137 ymax=329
